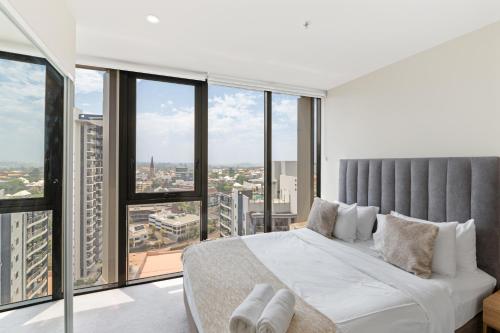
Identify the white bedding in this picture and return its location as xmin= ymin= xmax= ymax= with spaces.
xmin=184 ymin=228 xmax=496 ymax=333
xmin=339 ymin=239 xmax=496 ymax=329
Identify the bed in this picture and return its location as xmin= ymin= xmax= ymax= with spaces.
xmin=183 ymin=157 xmax=500 ymax=333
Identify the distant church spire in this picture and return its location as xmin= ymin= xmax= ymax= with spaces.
xmin=149 ymin=156 xmax=155 ymax=178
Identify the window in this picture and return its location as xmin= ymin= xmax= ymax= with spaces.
xmin=0 ymin=57 xmax=45 ymax=199
xmin=135 ymin=79 xmax=196 ymax=194
xmin=127 ymin=201 xmax=200 ymax=280
xmin=0 ymin=51 xmax=63 ymax=310
xmin=116 ymin=73 xmax=321 ymax=287
xmin=119 ymin=72 xmax=203 ymax=284
xmin=271 ymin=94 xmax=314 ymax=231
xmin=208 ymin=85 xmax=265 ymax=238
xmin=74 ymin=67 xmax=118 ymax=290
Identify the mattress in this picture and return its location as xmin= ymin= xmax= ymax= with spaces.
xmin=340 ymin=239 xmax=497 ymax=329
xmin=183 ymin=228 xmax=496 ymax=333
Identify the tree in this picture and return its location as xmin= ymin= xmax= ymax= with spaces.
xmin=235 ymin=174 xmax=246 ymax=185
xmin=0 ymin=179 xmax=26 ymax=195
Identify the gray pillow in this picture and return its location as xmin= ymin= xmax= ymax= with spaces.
xmin=382 ymin=215 xmax=439 ymax=278
xmin=306 ymin=198 xmax=339 ymax=238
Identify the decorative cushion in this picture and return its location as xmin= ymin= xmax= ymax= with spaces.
xmin=391 ymin=211 xmax=458 ymax=277
xmin=306 ymin=198 xmax=339 ymax=238
xmin=382 ymin=215 xmax=439 ymax=278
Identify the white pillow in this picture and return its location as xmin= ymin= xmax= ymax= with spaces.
xmin=390 ymin=211 xmax=458 ymax=277
xmin=336 ymin=202 xmax=379 ymax=241
xmin=333 ymin=203 xmax=357 ymax=242
xmin=456 ymin=219 xmax=477 ymax=272
xmin=373 ymin=214 xmax=388 ymax=252
xmin=356 ymin=206 xmax=380 ymax=240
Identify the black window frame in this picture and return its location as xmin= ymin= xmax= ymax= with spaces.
xmin=0 ymin=50 xmax=64 ymax=311
xmin=314 ymin=98 xmax=322 ymax=198
xmin=119 ymin=78 xmax=321 ymax=286
xmin=122 ymin=71 xmax=203 ymax=203
xmin=118 ymin=71 xmax=207 ymax=286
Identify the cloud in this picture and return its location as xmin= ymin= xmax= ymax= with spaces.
xmin=135 ymin=87 xmax=299 ymax=165
xmin=271 ymin=96 xmax=298 ymax=161
xmin=0 ymin=59 xmax=45 ymax=165
xmin=75 ymin=68 xmax=104 ymax=94
xmin=208 ymin=91 xmax=266 ymax=165
xmin=272 ymin=96 xmax=298 ymax=131
xmin=136 ymin=105 xmax=195 ymax=163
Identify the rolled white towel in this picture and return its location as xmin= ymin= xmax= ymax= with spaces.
xmin=256 ymin=289 xmax=295 ymax=333
xmin=229 ymin=284 xmax=275 ymax=333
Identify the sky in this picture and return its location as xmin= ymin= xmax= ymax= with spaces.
xmin=75 ymin=68 xmax=104 ymax=115
xmin=0 ymin=59 xmax=46 ymax=166
xmin=61 ymin=68 xmax=299 ymax=166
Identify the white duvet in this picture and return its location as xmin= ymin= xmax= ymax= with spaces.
xmin=242 ymin=228 xmax=456 ymax=333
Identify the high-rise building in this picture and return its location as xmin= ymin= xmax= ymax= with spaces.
xmin=272 ymin=161 xmax=297 ymax=201
xmin=73 ymin=113 xmax=104 ymax=286
xmin=0 ymin=211 xmax=50 ymax=305
xmin=218 ymin=193 xmax=232 ymax=237
xmin=217 ymin=184 xmax=297 ymax=237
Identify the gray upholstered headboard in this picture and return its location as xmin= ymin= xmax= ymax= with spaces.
xmin=338 ymin=157 xmax=500 ymax=286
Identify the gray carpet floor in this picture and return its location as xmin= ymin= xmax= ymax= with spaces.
xmin=0 ymin=278 xmax=190 ymax=333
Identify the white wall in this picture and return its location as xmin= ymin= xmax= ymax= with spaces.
xmin=1 ymin=0 xmax=75 ymax=78
xmin=323 ymin=21 xmax=500 ymax=201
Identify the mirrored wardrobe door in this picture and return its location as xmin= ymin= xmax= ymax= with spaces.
xmin=0 ymin=5 xmax=69 ymax=333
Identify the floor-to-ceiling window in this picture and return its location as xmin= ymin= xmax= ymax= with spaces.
xmin=73 ymin=67 xmax=118 ymax=291
xmin=208 ymin=85 xmax=265 ymax=238
xmin=119 ymin=73 xmax=204 ymax=283
xmin=0 ymin=51 xmax=64 ymax=310
xmin=117 ymin=75 xmax=321 ymax=285
xmin=0 ymin=59 xmax=322 ymax=311
xmin=271 ymin=94 xmax=314 ymax=231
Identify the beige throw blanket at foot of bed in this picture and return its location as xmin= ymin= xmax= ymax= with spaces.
xmin=182 ymin=237 xmax=337 ymax=333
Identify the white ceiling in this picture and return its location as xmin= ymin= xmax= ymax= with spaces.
xmin=69 ymin=0 xmax=500 ymax=90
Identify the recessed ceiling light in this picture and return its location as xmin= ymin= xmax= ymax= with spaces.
xmin=146 ymin=15 xmax=160 ymax=24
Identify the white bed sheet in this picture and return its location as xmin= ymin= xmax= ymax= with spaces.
xmin=243 ymin=229 xmax=457 ymax=333
xmin=339 ymin=239 xmax=497 ymax=329
xmin=184 ymin=229 xmax=496 ymax=333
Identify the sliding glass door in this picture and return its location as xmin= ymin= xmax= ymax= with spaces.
xmin=119 ymin=72 xmax=204 ymax=283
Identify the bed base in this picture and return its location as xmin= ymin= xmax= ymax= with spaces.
xmin=184 ymin=289 xmax=200 ymax=333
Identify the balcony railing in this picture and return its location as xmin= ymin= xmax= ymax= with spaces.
xmin=26 ymin=279 xmax=48 ymax=300
xmin=26 ymin=266 xmax=48 ymax=288
xmin=26 ymin=240 xmax=48 ymax=258
xmin=26 ymin=253 xmax=48 ymax=274
xmin=26 ymin=225 xmax=48 ymax=242
xmin=26 ymin=215 xmax=48 ymax=228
